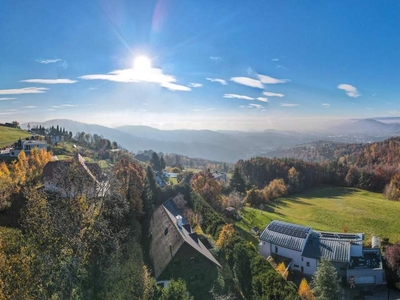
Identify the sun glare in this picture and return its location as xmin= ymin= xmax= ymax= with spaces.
xmin=134 ymin=56 xmax=151 ymax=72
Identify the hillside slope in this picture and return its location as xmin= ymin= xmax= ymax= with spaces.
xmin=0 ymin=126 xmax=31 ymax=148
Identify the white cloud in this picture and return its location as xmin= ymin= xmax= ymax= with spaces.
xmin=321 ymin=103 xmax=330 ymax=107
xmin=0 ymin=97 xmax=16 ymax=101
xmin=206 ymin=78 xmax=227 ymax=85
xmin=188 ymin=83 xmax=203 ymax=88
xmin=0 ymin=87 xmax=48 ymax=95
xmin=249 ymin=103 xmax=263 ymax=109
xmin=280 ymin=103 xmax=299 ymax=107
xmin=272 ymin=58 xmax=279 ymax=62
xmin=161 ymin=82 xmax=191 ymax=91
xmin=230 ymin=77 xmax=263 ymax=89
xmin=23 ymin=106 xmax=36 ymax=108
xmin=80 ymin=68 xmax=190 ymax=92
xmin=61 ymin=104 xmax=78 ymax=107
xmin=258 ymin=74 xmax=289 ymax=84
xmin=263 ymin=91 xmax=284 ymax=98
xmin=223 ymin=94 xmax=254 ymax=100
xmin=191 ymin=107 xmax=216 ymax=112
xmin=209 ymin=56 xmax=221 ymax=61
xmin=257 ymin=97 xmax=268 ymax=102
xmin=21 ymin=79 xmax=77 ymax=84
xmin=36 ymin=58 xmax=61 ymax=64
xmin=337 ymin=84 xmax=360 ymax=98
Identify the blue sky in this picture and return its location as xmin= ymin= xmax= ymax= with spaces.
xmin=1 ymin=0 xmax=400 ymax=131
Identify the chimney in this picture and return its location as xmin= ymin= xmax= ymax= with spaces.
xmin=176 ymin=215 xmax=183 ymax=228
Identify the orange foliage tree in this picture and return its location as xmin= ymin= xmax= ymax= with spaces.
xmin=216 ymin=224 xmax=235 ymax=251
xmin=298 ymin=278 xmax=314 ymax=300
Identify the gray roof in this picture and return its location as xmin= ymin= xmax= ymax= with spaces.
xmin=149 ymin=199 xmax=221 ymax=278
xmin=303 ymin=232 xmax=363 ymax=262
xmin=259 ymin=220 xmax=311 ymax=251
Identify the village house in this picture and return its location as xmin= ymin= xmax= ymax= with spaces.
xmin=149 ymin=199 xmax=221 ymax=289
xmin=259 ymin=220 xmax=385 ymax=286
xmin=211 ymin=171 xmax=229 ymax=185
xmin=10 ymin=138 xmax=47 ymax=157
xmin=42 ymin=153 xmax=105 ymax=196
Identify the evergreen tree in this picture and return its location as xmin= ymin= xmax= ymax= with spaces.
xmin=150 ymin=152 xmax=161 ymax=171
xmin=160 ymin=155 xmax=166 ymax=170
xmin=230 ymin=166 xmax=246 ymax=193
xmin=311 ymin=259 xmax=341 ymax=300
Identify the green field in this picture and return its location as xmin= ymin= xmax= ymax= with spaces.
xmin=237 ymin=185 xmax=400 ymax=243
xmin=0 ymin=127 xmax=31 ymax=148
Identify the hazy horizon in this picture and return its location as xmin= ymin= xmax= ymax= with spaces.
xmin=1 ymin=1 xmax=400 ymax=131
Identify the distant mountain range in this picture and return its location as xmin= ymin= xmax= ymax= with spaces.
xmin=22 ymin=118 xmax=400 ymax=162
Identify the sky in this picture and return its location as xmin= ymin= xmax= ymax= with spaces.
xmin=1 ymin=0 xmax=400 ymax=131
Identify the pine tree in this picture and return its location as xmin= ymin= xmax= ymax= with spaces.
xmin=230 ymin=166 xmax=246 ymax=193
xmin=311 ymin=259 xmax=341 ymax=300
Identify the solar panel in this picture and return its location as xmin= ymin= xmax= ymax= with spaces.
xmin=268 ymin=221 xmax=310 ymax=238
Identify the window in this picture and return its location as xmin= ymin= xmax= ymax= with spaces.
xmin=306 ymin=262 xmax=310 ymax=267
xmin=301 ymin=257 xmax=304 ymax=261
xmin=164 ymin=227 xmax=168 ymax=236
xmin=294 ymin=264 xmax=299 ymax=268
xmin=275 ymin=246 xmax=278 ymax=253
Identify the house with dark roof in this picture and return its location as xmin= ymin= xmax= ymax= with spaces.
xmin=149 ymin=199 xmax=221 ymax=289
xmin=43 ymin=153 xmax=105 ymax=196
xmin=211 ymin=171 xmax=229 ymax=185
xmin=259 ymin=220 xmax=385 ymax=286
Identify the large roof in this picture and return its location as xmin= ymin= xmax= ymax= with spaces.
xmin=149 ymin=199 xmax=221 ymax=279
xmin=259 ymin=220 xmax=311 ymax=251
xmin=303 ymin=231 xmax=363 ymax=262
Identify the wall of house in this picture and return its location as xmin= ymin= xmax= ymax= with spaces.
xmin=347 ymin=268 xmax=386 ymax=285
xmin=159 ymin=243 xmax=219 ymax=299
xmin=258 ymin=241 xmax=271 ymax=257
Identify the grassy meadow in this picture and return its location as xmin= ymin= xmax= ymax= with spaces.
xmin=237 ymin=185 xmax=400 ymax=243
xmin=0 ymin=127 xmax=31 ymax=148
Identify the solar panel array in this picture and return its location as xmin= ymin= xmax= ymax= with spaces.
xmin=319 ymin=232 xmax=359 ymax=240
xmin=268 ymin=221 xmax=310 ymax=238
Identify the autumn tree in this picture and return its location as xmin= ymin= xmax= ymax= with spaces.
xmin=227 ymin=190 xmax=245 ymax=211
xmin=385 ymin=243 xmax=400 ymax=276
xmin=311 ymin=259 xmax=341 ymax=300
xmin=0 ymin=162 xmax=13 ymax=210
xmin=384 ymin=173 xmax=400 ymax=200
xmin=216 ymin=224 xmax=235 ymax=251
xmin=244 ymin=188 xmax=264 ymax=206
xmin=263 ymin=178 xmax=288 ymax=201
xmin=191 ymin=171 xmax=222 ymax=208
xmin=298 ymin=278 xmax=314 ymax=300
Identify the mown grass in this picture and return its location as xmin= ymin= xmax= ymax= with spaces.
xmin=0 ymin=127 xmax=31 ymax=148
xmin=237 ymin=185 xmax=400 ymax=243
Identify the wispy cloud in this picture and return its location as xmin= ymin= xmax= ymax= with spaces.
xmin=258 ymin=74 xmax=289 ymax=84
xmin=337 ymin=84 xmax=360 ymax=98
xmin=21 ymin=79 xmax=77 ymax=84
xmin=36 ymin=58 xmax=61 ymax=64
xmin=0 ymin=87 xmax=48 ymax=95
xmin=80 ymin=68 xmax=190 ymax=92
xmin=240 ymin=103 xmax=265 ymax=110
xmin=209 ymin=56 xmax=221 ymax=61
xmin=230 ymin=77 xmax=263 ymax=89
xmin=263 ymin=91 xmax=284 ymax=98
xmin=23 ymin=106 xmax=37 ymax=108
xmin=0 ymin=97 xmax=17 ymax=101
xmin=223 ymin=94 xmax=254 ymax=100
xmin=249 ymin=103 xmax=264 ymax=109
xmin=280 ymin=103 xmax=299 ymax=107
xmin=321 ymin=103 xmax=330 ymax=107
xmin=61 ymin=104 xmax=77 ymax=107
xmin=188 ymin=83 xmax=203 ymax=88
xmin=257 ymin=97 xmax=268 ymax=102
xmin=161 ymin=82 xmax=191 ymax=91
xmin=206 ymin=78 xmax=227 ymax=85
xmin=272 ymin=58 xmax=279 ymax=62
xmin=191 ymin=108 xmax=216 ymax=112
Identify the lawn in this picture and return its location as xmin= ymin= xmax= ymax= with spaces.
xmin=237 ymin=185 xmax=400 ymax=243
xmin=0 ymin=127 xmax=31 ymax=148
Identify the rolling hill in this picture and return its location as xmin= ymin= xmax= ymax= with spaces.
xmin=0 ymin=126 xmax=31 ymax=148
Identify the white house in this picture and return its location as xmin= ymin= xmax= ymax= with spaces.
xmin=259 ymin=221 xmax=385 ymax=286
xmin=211 ymin=171 xmax=229 ymax=185
xmin=10 ymin=140 xmax=47 ymax=157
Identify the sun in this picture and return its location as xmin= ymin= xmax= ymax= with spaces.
xmin=134 ymin=56 xmax=151 ymax=72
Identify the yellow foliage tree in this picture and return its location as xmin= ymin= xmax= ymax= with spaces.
xmin=12 ymin=150 xmax=28 ymax=186
xmin=216 ymin=224 xmax=235 ymax=251
xmin=298 ymin=278 xmax=314 ymax=300
xmin=263 ymin=178 xmax=288 ymax=201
